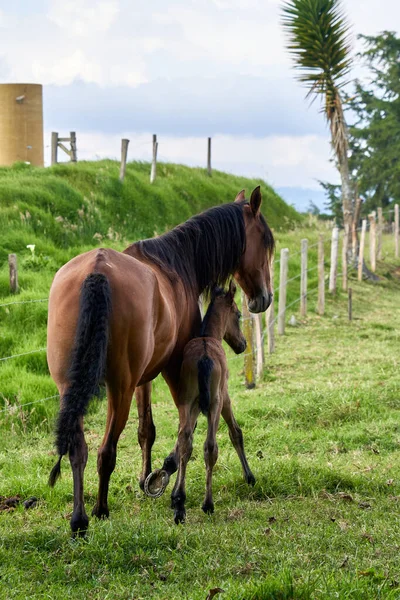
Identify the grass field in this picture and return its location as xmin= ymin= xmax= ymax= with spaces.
xmin=1 ymin=161 xmax=400 ymax=598
xmin=1 ymin=232 xmax=400 ymax=598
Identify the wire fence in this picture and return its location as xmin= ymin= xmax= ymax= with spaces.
xmin=0 ymin=219 xmax=399 ymax=416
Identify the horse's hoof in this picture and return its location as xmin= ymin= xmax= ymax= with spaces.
xmin=70 ymin=513 xmax=89 ymax=536
xmin=174 ymin=509 xmax=186 ymax=524
xmin=92 ymin=505 xmax=109 ymax=520
xmin=144 ymin=469 xmax=170 ymax=498
xmin=246 ymin=472 xmax=256 ymax=487
xmin=202 ymin=501 xmax=214 ymax=515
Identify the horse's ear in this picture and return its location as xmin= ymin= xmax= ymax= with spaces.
xmin=227 ymin=280 xmax=236 ymax=301
xmin=234 ymin=189 xmax=246 ymax=203
xmin=250 ymin=186 xmax=262 ymax=216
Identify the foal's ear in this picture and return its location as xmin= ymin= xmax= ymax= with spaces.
xmin=249 ymin=186 xmax=262 ymax=216
xmin=227 ymin=280 xmax=237 ymax=301
xmin=234 ymin=189 xmax=246 ymax=203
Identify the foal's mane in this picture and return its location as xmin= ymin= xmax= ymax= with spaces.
xmin=130 ymin=201 xmax=274 ymax=298
xmin=200 ymin=287 xmax=225 ymax=337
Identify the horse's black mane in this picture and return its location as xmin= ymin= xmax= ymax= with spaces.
xmin=132 ymin=201 xmax=274 ymax=298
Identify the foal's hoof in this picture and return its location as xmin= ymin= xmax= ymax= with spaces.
xmin=70 ymin=513 xmax=89 ymax=537
xmin=202 ymin=500 xmax=214 ymax=515
xmin=246 ymin=472 xmax=256 ymax=487
xmin=174 ymin=508 xmax=186 ymax=524
xmin=144 ymin=469 xmax=170 ymax=498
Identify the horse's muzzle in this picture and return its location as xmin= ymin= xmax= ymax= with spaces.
xmin=248 ymin=292 xmax=272 ymax=313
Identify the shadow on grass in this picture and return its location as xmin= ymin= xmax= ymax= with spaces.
xmin=221 ymin=460 xmax=394 ymax=501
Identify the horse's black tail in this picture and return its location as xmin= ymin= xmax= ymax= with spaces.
xmin=198 ymin=355 xmax=214 ymax=415
xmin=49 ymin=273 xmax=111 ymax=487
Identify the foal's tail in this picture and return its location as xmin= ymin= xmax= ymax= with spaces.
xmin=198 ymin=355 xmax=214 ymax=415
xmin=49 ymin=273 xmax=112 ymax=487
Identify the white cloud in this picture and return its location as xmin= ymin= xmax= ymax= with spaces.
xmin=48 ymin=0 xmax=119 ymax=35
xmin=153 ymin=3 xmax=288 ymax=73
xmin=32 ymin=50 xmax=102 ymax=85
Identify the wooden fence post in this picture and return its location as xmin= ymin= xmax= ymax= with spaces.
xmin=395 ymin=204 xmax=399 ymax=259
xmin=8 ymin=254 xmax=18 ymax=293
xmin=207 ymin=137 xmax=212 ymax=176
xmin=348 ymin=288 xmax=353 ymax=321
xmin=278 ymin=248 xmax=289 ymax=335
xmin=329 ymin=227 xmax=339 ymax=294
xmin=150 ymin=134 xmax=157 ymax=184
xmin=318 ymin=235 xmax=325 ymax=315
xmin=300 ymin=239 xmax=308 ymax=317
xmin=369 ymin=212 xmax=376 ymax=272
xmin=241 ymin=290 xmax=255 ymax=389
xmin=342 ymin=224 xmax=349 ymax=292
xmin=252 ymin=314 xmax=264 ymax=380
xmin=352 ymin=196 xmax=362 ymax=259
xmin=70 ymin=131 xmax=77 ymax=162
xmin=358 ymin=219 xmax=367 ymax=281
xmin=119 ymin=138 xmax=130 ymax=182
xmin=51 ymin=132 xmax=58 ymax=165
xmin=267 ymin=260 xmax=275 ymax=354
xmin=377 ymin=207 xmax=383 ymax=260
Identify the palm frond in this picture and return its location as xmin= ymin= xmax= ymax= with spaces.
xmin=282 ymin=0 xmax=352 ymax=159
xmin=282 ymin=0 xmax=352 ymax=96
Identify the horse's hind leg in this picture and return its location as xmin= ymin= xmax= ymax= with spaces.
xmin=69 ymin=416 xmax=89 ymax=535
xmin=202 ymin=403 xmax=221 ymax=515
xmin=92 ymin=384 xmax=134 ymax=519
xmin=171 ymin=403 xmax=199 ymax=524
xmin=221 ymin=394 xmax=255 ymax=486
xmin=135 ymin=382 xmax=156 ymax=490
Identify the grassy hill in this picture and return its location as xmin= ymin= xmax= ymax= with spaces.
xmin=0 ymin=159 xmax=300 ymax=269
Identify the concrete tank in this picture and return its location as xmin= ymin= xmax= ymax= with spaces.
xmin=0 ymin=83 xmax=44 ymax=167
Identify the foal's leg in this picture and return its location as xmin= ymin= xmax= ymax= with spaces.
xmin=202 ymin=402 xmax=222 ymax=515
xmin=171 ymin=403 xmax=199 ymax=524
xmin=135 ymin=382 xmax=156 ymax=490
xmin=221 ymin=394 xmax=255 ymax=486
xmin=92 ymin=384 xmax=134 ymax=519
xmin=69 ymin=415 xmax=89 ymax=535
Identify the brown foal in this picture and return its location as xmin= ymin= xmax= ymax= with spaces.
xmin=47 ymin=187 xmax=274 ymax=535
xmin=146 ymin=282 xmax=255 ymax=524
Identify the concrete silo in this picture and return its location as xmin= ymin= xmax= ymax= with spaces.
xmin=0 ymin=83 xmax=44 ymax=167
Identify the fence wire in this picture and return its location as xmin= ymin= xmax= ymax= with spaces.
xmin=1 ymin=224 xmax=397 ymax=416
xmin=0 ymin=348 xmax=47 ymax=362
xmin=0 ymin=298 xmax=48 ymax=309
xmin=0 ymin=394 xmax=59 ymax=415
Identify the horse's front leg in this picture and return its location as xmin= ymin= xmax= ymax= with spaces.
xmin=135 ymin=382 xmax=156 ymax=490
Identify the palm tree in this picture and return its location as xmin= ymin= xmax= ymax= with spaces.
xmin=281 ymin=0 xmax=353 ymax=232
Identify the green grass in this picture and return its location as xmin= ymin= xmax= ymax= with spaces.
xmin=0 ymin=159 xmax=300 ymax=264
xmin=1 ymin=238 xmax=400 ymax=598
xmin=1 ymin=161 xmax=400 ymax=598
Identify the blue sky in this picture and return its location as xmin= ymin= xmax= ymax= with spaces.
xmin=1 ymin=0 xmax=399 ymax=210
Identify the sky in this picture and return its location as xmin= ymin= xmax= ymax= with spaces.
xmin=1 ymin=0 xmax=399 ymax=211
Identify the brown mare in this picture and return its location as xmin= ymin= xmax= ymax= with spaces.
xmin=145 ymin=282 xmax=255 ymax=524
xmin=47 ymin=186 xmax=274 ymax=535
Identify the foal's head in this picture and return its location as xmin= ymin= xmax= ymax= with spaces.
xmin=205 ymin=282 xmax=246 ymax=355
